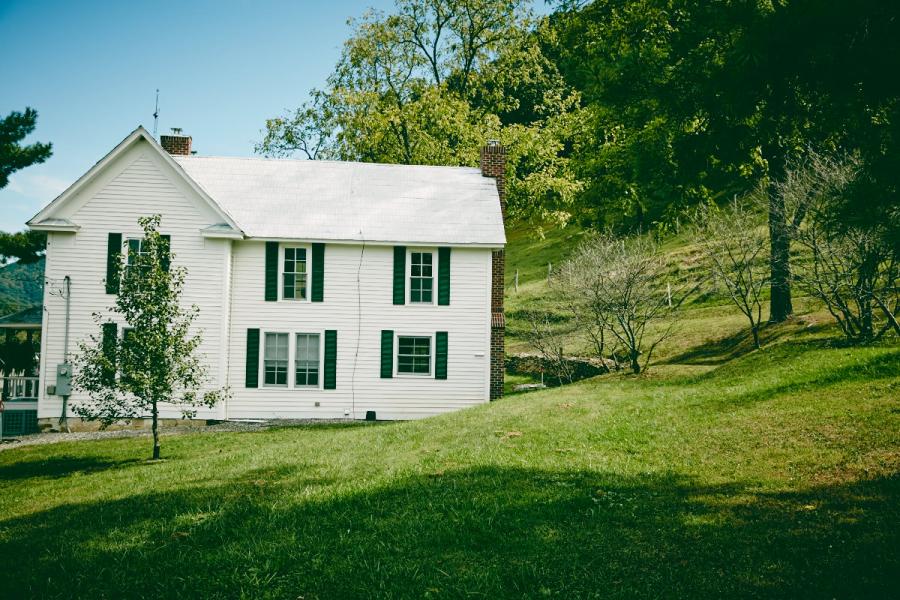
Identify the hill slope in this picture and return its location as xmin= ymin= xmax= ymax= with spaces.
xmin=0 ymin=258 xmax=44 ymax=316
xmin=0 ymin=227 xmax=898 ymax=597
xmin=1 ymin=336 xmax=897 ymax=597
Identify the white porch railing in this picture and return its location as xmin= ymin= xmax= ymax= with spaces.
xmin=2 ymin=372 xmax=40 ymax=400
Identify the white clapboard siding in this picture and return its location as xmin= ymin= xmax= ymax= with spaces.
xmin=38 ymin=139 xmax=229 ymax=420
xmin=37 ymin=135 xmax=494 ymax=422
xmin=227 ymin=242 xmax=491 ymax=420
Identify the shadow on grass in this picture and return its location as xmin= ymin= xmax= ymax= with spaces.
xmin=0 ymin=455 xmax=141 ymax=482
xmin=1 ymin=466 xmax=897 ymax=598
xmin=664 ymin=320 xmax=833 ymax=366
xmin=721 ymin=348 xmax=900 ymax=407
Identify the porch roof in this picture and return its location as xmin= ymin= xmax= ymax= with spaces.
xmin=0 ymin=305 xmax=42 ymax=329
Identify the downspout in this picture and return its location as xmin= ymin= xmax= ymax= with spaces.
xmin=58 ymin=275 xmax=71 ymax=432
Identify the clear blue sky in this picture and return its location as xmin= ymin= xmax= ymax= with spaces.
xmin=0 ymin=0 xmax=412 ymax=232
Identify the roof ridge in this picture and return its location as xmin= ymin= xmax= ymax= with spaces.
xmin=175 ymin=155 xmax=483 ymax=172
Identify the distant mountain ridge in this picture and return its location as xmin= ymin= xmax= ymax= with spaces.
xmin=0 ymin=258 xmax=44 ymax=317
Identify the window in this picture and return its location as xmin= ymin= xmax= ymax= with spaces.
xmin=282 ymin=247 xmax=308 ymax=300
xmin=410 ymin=251 xmax=433 ymax=303
xmin=264 ymin=332 xmax=289 ymax=386
xmin=126 ymin=239 xmax=149 ymax=267
xmin=295 ymin=333 xmax=320 ymax=387
xmin=397 ymin=336 xmax=431 ymax=375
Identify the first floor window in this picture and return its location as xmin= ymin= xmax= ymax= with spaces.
xmin=410 ymin=251 xmax=433 ymax=303
xmin=283 ymin=247 xmax=308 ymax=300
xmin=264 ymin=332 xmax=289 ymax=386
xmin=397 ymin=336 xmax=431 ymax=374
xmin=295 ymin=333 xmax=320 ymax=387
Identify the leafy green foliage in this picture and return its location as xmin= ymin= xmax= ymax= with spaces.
xmin=0 ymin=107 xmax=52 ymax=190
xmin=258 ymin=0 xmax=586 ymax=224
xmin=0 ymin=108 xmax=51 ymax=263
xmin=0 ymin=230 xmax=47 ymax=265
xmin=73 ymin=215 xmax=228 ymax=458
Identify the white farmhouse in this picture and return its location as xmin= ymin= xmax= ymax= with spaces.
xmin=27 ymin=127 xmax=506 ymax=427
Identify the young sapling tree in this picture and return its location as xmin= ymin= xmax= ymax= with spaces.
xmin=73 ymin=215 xmax=227 ymax=459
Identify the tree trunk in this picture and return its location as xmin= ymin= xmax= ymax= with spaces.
xmin=630 ymin=350 xmax=641 ymax=374
xmin=151 ymin=400 xmax=160 ymax=460
xmin=751 ymin=323 xmax=761 ymax=349
xmin=769 ymin=190 xmax=793 ymax=322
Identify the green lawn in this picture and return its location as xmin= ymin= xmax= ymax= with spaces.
xmin=2 ymin=334 xmax=898 ymax=598
xmin=2 ymin=225 xmax=898 ymax=597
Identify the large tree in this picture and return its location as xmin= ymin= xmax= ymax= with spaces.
xmin=0 ymin=108 xmax=52 ymax=264
xmin=0 ymin=108 xmax=52 ymax=190
xmin=258 ymin=0 xmax=586 ymax=225
xmin=545 ymin=0 xmax=900 ymax=321
xmin=73 ymin=216 xmax=227 ymax=459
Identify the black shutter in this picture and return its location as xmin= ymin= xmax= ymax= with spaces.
xmin=265 ymin=242 xmax=278 ymax=301
xmin=101 ymin=322 xmax=118 ymax=385
xmin=245 ymin=328 xmax=260 ymax=388
xmin=438 ymin=247 xmax=451 ymax=305
xmin=106 ymin=233 xmax=122 ymax=294
xmin=323 ymin=330 xmax=337 ymax=389
xmin=311 ymin=243 xmax=325 ymax=302
xmin=435 ymin=331 xmax=448 ymax=379
xmin=160 ymin=235 xmax=171 ymax=272
xmin=380 ymin=330 xmax=394 ymax=378
xmin=393 ymin=246 xmax=406 ymax=305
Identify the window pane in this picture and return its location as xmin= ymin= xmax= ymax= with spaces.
xmin=397 ymin=336 xmax=431 ymax=374
xmin=264 ymin=333 xmax=289 ymax=385
xmin=295 ymin=333 xmax=320 ymax=386
xmin=409 ymin=251 xmax=434 ymax=303
xmin=282 ymin=247 xmax=308 ymax=300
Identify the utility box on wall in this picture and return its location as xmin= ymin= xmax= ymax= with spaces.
xmin=55 ymin=363 xmax=72 ymax=396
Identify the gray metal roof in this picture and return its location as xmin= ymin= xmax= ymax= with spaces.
xmin=173 ymin=156 xmax=506 ymax=246
xmin=0 ymin=305 xmax=42 ymax=328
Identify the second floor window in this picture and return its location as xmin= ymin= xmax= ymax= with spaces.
xmin=410 ymin=251 xmax=433 ymax=303
xmin=264 ymin=332 xmax=289 ymax=386
xmin=127 ymin=238 xmax=149 ymax=268
xmin=283 ymin=247 xmax=308 ymax=300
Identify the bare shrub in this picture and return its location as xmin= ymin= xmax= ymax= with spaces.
xmin=521 ymin=310 xmax=576 ymax=385
xmin=694 ymin=197 xmax=769 ymax=348
xmin=778 ymin=151 xmax=899 ymax=342
xmin=555 ymin=233 xmax=684 ymax=374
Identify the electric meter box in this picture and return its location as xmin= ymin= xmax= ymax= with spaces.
xmin=56 ymin=363 xmax=73 ymax=396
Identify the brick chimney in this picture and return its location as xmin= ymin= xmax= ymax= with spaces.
xmin=160 ymin=127 xmax=192 ymax=156
xmin=481 ymin=140 xmax=506 ymax=400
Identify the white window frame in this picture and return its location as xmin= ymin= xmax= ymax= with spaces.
xmin=293 ymin=332 xmax=322 ymax=389
xmin=280 ymin=244 xmax=313 ymax=302
xmin=395 ymin=333 xmax=433 ymax=377
xmin=262 ymin=331 xmax=290 ymax=387
xmin=258 ymin=330 xmax=325 ymax=389
xmin=407 ymin=247 xmax=436 ymax=305
xmin=124 ymin=237 xmax=150 ymax=269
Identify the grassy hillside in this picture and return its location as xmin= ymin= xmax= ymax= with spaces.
xmin=1 ymin=227 xmax=898 ymax=597
xmin=0 ymin=258 xmax=44 ymax=316
xmin=1 ymin=337 xmax=898 ymax=597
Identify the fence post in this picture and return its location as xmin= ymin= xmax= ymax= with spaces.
xmin=667 ymin=282 xmax=672 ymax=307
xmin=547 ymin=262 xmax=552 ymax=281
xmin=514 ymin=269 xmax=519 ymax=293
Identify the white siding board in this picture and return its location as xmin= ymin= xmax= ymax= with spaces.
xmin=37 ymin=136 xmax=495 ymax=422
xmin=38 ymin=140 xmax=228 ymax=420
xmin=227 ymin=243 xmax=491 ymax=419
